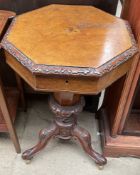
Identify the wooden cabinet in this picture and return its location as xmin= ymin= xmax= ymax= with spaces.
xmin=0 ymin=11 xmax=26 ymax=153
xmin=118 ymin=0 xmax=140 ymax=137
xmin=99 ymin=0 xmax=140 ymax=157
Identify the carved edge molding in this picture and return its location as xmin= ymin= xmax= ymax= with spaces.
xmin=1 ymin=18 xmax=139 ymax=77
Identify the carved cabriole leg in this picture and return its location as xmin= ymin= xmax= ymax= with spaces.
xmin=22 ymin=123 xmax=59 ymax=160
xmin=72 ymin=126 xmax=107 ymax=166
xmin=22 ymin=92 xmax=107 ymax=168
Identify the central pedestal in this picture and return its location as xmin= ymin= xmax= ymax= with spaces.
xmin=22 ymin=92 xmax=107 ymax=168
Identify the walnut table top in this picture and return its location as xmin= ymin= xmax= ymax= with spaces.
xmin=1 ymin=4 xmax=138 ymax=94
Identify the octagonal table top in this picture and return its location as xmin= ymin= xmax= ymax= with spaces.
xmin=1 ymin=4 xmax=137 ymax=77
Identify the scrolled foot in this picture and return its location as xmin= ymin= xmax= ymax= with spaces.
xmin=25 ymin=159 xmax=32 ymax=164
xmin=89 ymin=148 xmax=107 ymax=167
xmin=98 ymin=165 xmax=105 ymax=170
xmin=22 ymin=148 xmax=34 ymax=160
xmin=72 ymin=126 xmax=107 ymax=166
xmin=22 ymin=123 xmax=59 ymax=161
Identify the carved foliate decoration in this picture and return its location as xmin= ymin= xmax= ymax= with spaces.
xmin=1 ymin=19 xmax=138 ymax=78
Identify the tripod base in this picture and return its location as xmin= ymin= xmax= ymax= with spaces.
xmin=22 ymin=93 xmax=107 ymax=167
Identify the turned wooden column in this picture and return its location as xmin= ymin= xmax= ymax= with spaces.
xmin=54 ymin=92 xmax=80 ymax=106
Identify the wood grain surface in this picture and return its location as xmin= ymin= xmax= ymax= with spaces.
xmin=5 ymin=5 xmax=132 ymax=68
